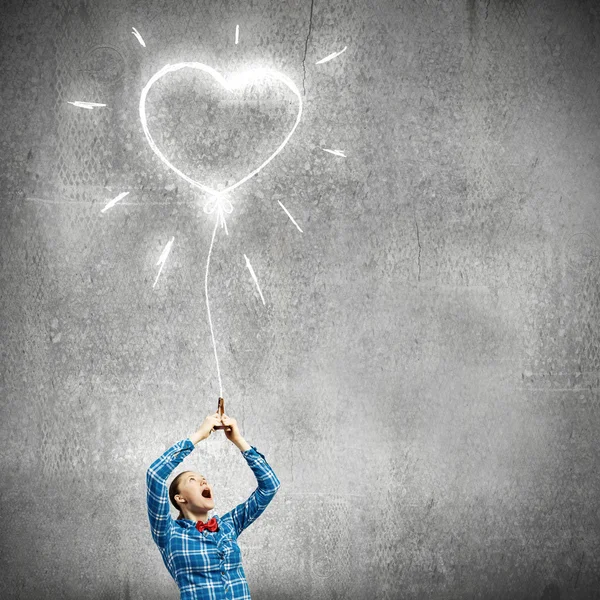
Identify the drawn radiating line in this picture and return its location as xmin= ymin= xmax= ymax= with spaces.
xmin=153 ymin=237 xmax=174 ymax=288
xmin=244 ymin=254 xmax=266 ymax=305
xmin=235 ymin=25 xmax=239 ymax=44
xmin=67 ymin=101 xmax=107 ymax=110
xmin=322 ymin=148 xmax=346 ymax=157
xmin=278 ymin=200 xmax=303 ymax=233
xmin=132 ymin=27 xmax=146 ymax=47
xmin=100 ymin=191 xmax=129 ymax=213
xmin=316 ymin=46 xmax=347 ymax=64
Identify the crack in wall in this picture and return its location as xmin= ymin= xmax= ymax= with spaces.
xmin=302 ymin=0 xmax=315 ymax=96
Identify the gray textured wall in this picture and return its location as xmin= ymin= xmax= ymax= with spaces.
xmin=1 ymin=0 xmax=599 ymax=598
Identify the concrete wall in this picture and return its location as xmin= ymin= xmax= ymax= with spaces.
xmin=1 ymin=0 xmax=599 ymax=598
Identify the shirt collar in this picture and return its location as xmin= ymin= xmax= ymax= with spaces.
xmin=177 ymin=514 xmax=220 ymax=528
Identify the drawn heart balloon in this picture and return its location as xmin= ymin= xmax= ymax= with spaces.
xmin=139 ymin=62 xmax=303 ymax=199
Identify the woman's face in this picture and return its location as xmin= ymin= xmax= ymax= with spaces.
xmin=178 ymin=471 xmax=215 ymax=510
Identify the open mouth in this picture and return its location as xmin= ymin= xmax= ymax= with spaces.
xmin=201 ymin=488 xmax=212 ymax=499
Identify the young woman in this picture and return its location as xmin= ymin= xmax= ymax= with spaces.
xmin=146 ymin=411 xmax=281 ymax=599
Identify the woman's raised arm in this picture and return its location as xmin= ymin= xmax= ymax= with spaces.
xmin=219 ymin=413 xmax=281 ymax=536
xmin=146 ymin=438 xmax=196 ymax=548
xmin=228 ymin=446 xmax=281 ymax=537
xmin=146 ymin=412 xmax=221 ymax=548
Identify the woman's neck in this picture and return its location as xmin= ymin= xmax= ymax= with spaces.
xmin=184 ymin=509 xmax=211 ymax=523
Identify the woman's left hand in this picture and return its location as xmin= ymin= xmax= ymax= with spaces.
xmin=221 ymin=413 xmax=242 ymax=443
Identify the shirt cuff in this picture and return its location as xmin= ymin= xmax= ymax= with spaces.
xmin=242 ymin=445 xmax=266 ymax=460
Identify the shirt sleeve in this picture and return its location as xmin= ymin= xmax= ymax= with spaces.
xmin=228 ymin=446 xmax=281 ymax=537
xmin=146 ymin=437 xmax=196 ymax=549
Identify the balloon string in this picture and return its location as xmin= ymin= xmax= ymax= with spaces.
xmin=204 ymin=211 xmax=223 ymax=398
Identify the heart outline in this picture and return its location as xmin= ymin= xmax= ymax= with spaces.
xmin=139 ymin=62 xmax=303 ymax=198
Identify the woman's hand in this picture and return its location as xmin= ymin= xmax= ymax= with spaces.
xmin=198 ymin=412 xmax=223 ymax=441
xmin=221 ymin=413 xmax=242 ymax=443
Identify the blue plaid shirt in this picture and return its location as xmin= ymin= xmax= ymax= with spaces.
xmin=146 ymin=438 xmax=281 ymax=600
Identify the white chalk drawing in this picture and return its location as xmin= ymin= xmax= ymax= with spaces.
xmin=67 ymin=101 xmax=106 ymax=110
xmin=316 ymin=46 xmax=347 ymax=64
xmin=59 ymin=43 xmax=348 ymax=398
xmin=139 ymin=63 xmax=302 ymax=201
xmin=203 ymin=195 xmax=233 ymax=235
xmin=244 ymin=254 xmax=266 ymax=305
xmin=101 ymin=191 xmax=129 ymax=213
xmin=322 ymin=148 xmax=346 ymax=157
xmin=153 ymin=236 xmax=175 ymax=288
xmin=132 ymin=27 xmax=146 ymax=47
xmin=235 ymin=25 xmax=239 ymax=45
xmin=138 ymin=62 xmax=304 ymax=396
xmin=278 ymin=200 xmax=303 ymax=233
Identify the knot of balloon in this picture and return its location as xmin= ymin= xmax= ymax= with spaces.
xmin=203 ymin=196 xmax=233 ymax=228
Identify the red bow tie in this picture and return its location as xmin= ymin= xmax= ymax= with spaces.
xmin=196 ymin=517 xmax=219 ymax=533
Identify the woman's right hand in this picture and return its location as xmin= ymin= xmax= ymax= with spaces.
xmin=198 ymin=412 xmax=223 ymax=440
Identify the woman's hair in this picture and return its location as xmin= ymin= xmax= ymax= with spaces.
xmin=169 ymin=471 xmax=190 ymax=520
